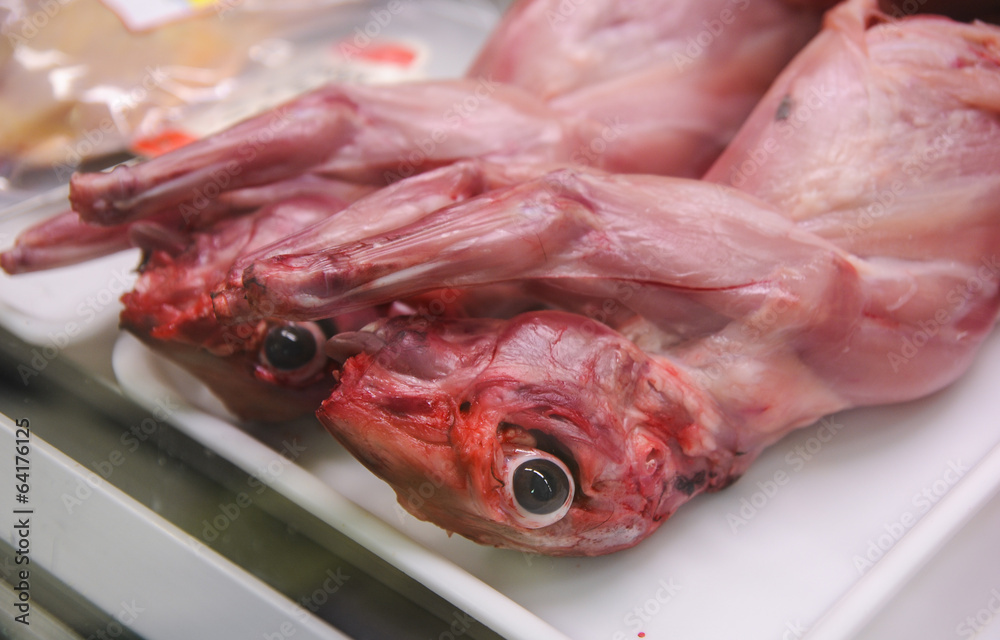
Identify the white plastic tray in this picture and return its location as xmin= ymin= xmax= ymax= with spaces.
xmin=109 ymin=329 xmax=1000 ymax=640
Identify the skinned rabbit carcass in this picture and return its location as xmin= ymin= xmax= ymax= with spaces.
xmin=2 ymin=0 xmax=832 ymax=421
xmin=217 ymin=0 xmax=1000 ymax=554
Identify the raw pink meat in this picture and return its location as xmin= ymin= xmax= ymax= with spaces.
xmin=226 ymin=3 xmax=1000 ymax=554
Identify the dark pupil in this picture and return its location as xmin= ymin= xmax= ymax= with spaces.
xmin=264 ymin=325 xmax=317 ymax=370
xmin=512 ymin=459 xmax=570 ymax=515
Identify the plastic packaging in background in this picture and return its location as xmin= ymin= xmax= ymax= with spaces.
xmin=0 ymin=0 xmax=504 ymax=194
xmin=0 ymin=0 xmax=505 ymax=341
